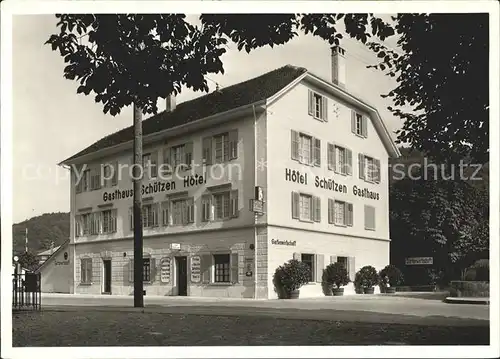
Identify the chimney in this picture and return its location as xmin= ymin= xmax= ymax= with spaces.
xmin=331 ymin=46 xmax=346 ymax=89
xmin=166 ymin=94 xmax=176 ymax=112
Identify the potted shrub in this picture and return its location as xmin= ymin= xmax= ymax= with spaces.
xmin=273 ymin=259 xmax=311 ymax=299
xmin=355 ymin=265 xmax=379 ymax=294
xmin=322 ymin=262 xmax=350 ymax=296
xmin=379 ymin=265 xmax=404 ymax=294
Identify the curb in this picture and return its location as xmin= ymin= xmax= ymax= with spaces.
xmin=444 ymin=297 xmax=490 ymax=305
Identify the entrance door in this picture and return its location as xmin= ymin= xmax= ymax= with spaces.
xmin=103 ymin=260 xmax=112 ymax=294
xmin=176 ymin=256 xmax=188 ymax=296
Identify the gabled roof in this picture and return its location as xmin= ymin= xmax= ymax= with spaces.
xmin=61 ymin=63 xmax=400 ymax=164
xmin=37 ymin=246 xmax=61 ymax=257
xmin=61 ymin=65 xmax=308 ymax=164
xmin=35 ymin=240 xmax=70 ymax=273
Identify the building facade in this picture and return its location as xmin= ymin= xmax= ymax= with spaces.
xmin=57 ymin=47 xmax=400 ymax=299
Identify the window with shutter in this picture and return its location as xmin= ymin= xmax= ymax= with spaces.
xmin=358 ymin=154 xmax=365 ymax=180
xmin=308 ymin=89 xmax=314 ymax=116
xmin=201 ymin=195 xmax=211 ymax=222
xmin=314 ymin=138 xmax=321 ymax=167
xmin=202 ymin=137 xmax=212 ymax=165
xmin=299 ymin=193 xmax=312 ymax=221
xmin=291 ymin=192 xmax=300 ymax=219
xmin=345 ymin=149 xmax=353 ymax=175
xmin=161 ymin=201 xmax=170 ymax=226
xmin=81 ymin=258 xmax=92 ymax=284
xmin=229 ymin=130 xmax=238 ymax=160
xmin=230 ymin=190 xmax=239 ymax=218
xmin=334 ymin=200 xmax=346 ymax=226
xmin=150 ymin=151 xmax=158 ymax=178
xmin=162 ymin=147 xmax=172 ymax=175
xmin=187 ymin=198 xmax=195 ymax=223
xmin=374 ymin=159 xmax=381 ymax=183
xmin=291 ymin=130 xmax=299 ymax=160
xmin=362 ymin=116 xmax=368 ymax=137
xmin=299 ymin=134 xmax=312 ymax=164
xmin=111 ymin=162 xmax=118 ymax=186
xmin=328 ymin=199 xmax=334 ymax=224
xmin=327 ymin=143 xmax=335 ymax=170
xmin=185 ymin=142 xmax=193 ymax=169
xmin=313 ymin=196 xmax=321 ymax=222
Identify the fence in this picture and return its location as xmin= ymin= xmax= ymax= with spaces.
xmin=12 ymin=272 xmax=41 ymax=311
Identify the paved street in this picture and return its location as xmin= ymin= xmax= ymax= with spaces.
xmin=38 ymin=292 xmax=490 ymax=324
xmin=12 ymin=292 xmax=489 ymax=346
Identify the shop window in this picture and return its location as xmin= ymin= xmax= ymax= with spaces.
xmin=213 ymin=254 xmax=230 ymax=283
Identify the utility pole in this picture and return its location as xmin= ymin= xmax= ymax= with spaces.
xmin=133 ymin=101 xmax=144 ymax=308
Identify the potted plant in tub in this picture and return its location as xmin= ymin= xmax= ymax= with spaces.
xmin=356 ymin=265 xmax=379 ymax=294
xmin=379 ymin=265 xmax=404 ymax=294
xmin=273 ymin=259 xmax=311 ymax=299
xmin=322 ymin=262 xmax=350 ymax=296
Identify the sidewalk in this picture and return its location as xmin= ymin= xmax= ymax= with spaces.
xmin=38 ymin=292 xmax=490 ymax=325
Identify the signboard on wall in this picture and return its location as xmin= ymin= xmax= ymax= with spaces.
xmin=244 ymin=257 xmax=254 ymax=277
xmin=405 ymin=257 xmax=433 ymax=265
xmin=160 ymin=257 xmax=171 ymax=283
xmin=190 ymin=256 xmax=201 ymax=283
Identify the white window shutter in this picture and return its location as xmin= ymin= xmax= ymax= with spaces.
xmin=327 ymin=143 xmax=334 ymax=170
xmin=202 ymin=137 xmax=212 ymax=165
xmin=293 ymin=252 xmax=301 ymax=261
xmin=163 ymin=147 xmax=172 ymax=173
xmin=229 ymin=130 xmax=238 ymax=160
xmin=314 ymin=196 xmax=321 ymax=223
xmin=358 ymin=153 xmax=365 ymax=180
xmin=322 ymin=96 xmax=328 ymax=122
xmin=308 ymin=90 xmax=314 ymax=116
xmin=314 ymin=138 xmax=321 ymax=167
xmin=375 ymin=159 xmax=381 ymax=183
xmin=333 ymin=144 xmax=338 ymax=173
xmin=362 ymin=116 xmax=368 ymax=137
xmin=291 ymin=192 xmax=299 ymax=219
xmin=351 ymin=110 xmax=356 ymax=134
xmin=230 ymin=190 xmax=239 ymax=218
xmin=185 ymin=142 xmax=193 ymax=166
xmin=291 ymin=130 xmax=299 ymax=160
xmin=230 ymin=253 xmax=239 ymax=284
xmin=328 ymin=199 xmax=334 ymax=224
xmin=330 ymin=255 xmax=337 ymax=264
xmin=347 ymin=203 xmax=354 ymax=227
xmin=315 ymin=254 xmax=324 ymax=283
xmin=346 ymin=149 xmax=353 ymax=175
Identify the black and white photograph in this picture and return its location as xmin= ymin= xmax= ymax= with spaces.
xmin=1 ymin=0 xmax=498 ymax=358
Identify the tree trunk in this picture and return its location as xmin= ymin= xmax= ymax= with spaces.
xmin=133 ymin=103 xmax=144 ymax=308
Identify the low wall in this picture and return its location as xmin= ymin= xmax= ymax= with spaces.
xmin=449 ymin=281 xmax=489 ymax=298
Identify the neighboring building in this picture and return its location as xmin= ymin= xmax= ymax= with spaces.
xmin=36 ymin=240 xmax=72 ymax=293
xmin=36 ymin=245 xmax=61 ymax=265
xmin=56 ymin=46 xmax=400 ymax=299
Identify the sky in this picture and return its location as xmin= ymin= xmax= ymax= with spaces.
xmin=12 ymin=14 xmax=403 ymax=224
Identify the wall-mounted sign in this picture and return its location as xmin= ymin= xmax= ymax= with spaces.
xmin=160 ymin=257 xmax=171 ymax=283
xmin=405 ymin=257 xmax=433 ymax=265
xmin=101 ymin=173 xmax=209 ymax=204
xmin=249 ymin=199 xmax=264 ymax=214
xmin=191 ymin=256 xmax=201 ymax=283
xmin=271 ymin=239 xmax=296 ymax=246
xmin=255 ymin=186 xmax=264 ymax=201
xmin=244 ymin=257 xmax=254 ymax=277
xmin=284 ymin=168 xmax=380 ymax=201
xmin=170 ymin=243 xmax=181 ymax=250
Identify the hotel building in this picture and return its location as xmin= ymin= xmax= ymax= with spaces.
xmin=54 ymin=46 xmax=400 ymax=299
